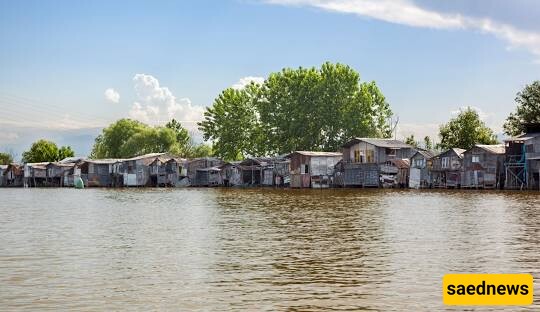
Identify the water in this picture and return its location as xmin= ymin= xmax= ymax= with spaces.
xmin=0 ymin=188 xmax=539 ymax=311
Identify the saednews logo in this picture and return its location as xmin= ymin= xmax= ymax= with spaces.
xmin=443 ymin=274 xmax=533 ymax=306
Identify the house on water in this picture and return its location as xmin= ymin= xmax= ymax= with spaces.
xmin=0 ymin=165 xmax=7 ymax=186
xmin=339 ymin=138 xmax=415 ymax=187
xmin=504 ymin=124 xmax=540 ymax=190
xmin=288 ymin=151 xmax=342 ymax=188
xmin=23 ymin=162 xmax=49 ymax=187
xmin=119 ymin=153 xmax=166 ymax=187
xmin=219 ymin=161 xmax=243 ymax=186
xmin=409 ymin=150 xmax=437 ymax=189
xmin=187 ymin=157 xmax=223 ymax=186
xmin=78 ymin=159 xmax=123 ymax=187
xmin=4 ymin=164 xmax=23 ymax=187
xmin=430 ymin=148 xmax=465 ymax=188
xmin=461 ymin=144 xmax=505 ymax=189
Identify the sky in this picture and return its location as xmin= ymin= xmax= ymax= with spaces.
xmin=1 ymin=0 xmax=539 ymax=158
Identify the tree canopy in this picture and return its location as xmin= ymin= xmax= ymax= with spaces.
xmin=198 ymin=62 xmax=393 ymax=160
xmin=90 ymin=118 xmax=204 ymax=159
xmin=22 ymin=139 xmax=74 ymax=163
xmin=503 ymin=81 xmax=540 ymax=136
xmin=438 ymin=107 xmax=498 ymax=151
xmin=0 ymin=152 xmax=13 ymax=165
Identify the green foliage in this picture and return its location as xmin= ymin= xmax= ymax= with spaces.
xmin=438 ymin=107 xmax=498 ymax=151
xmin=423 ymin=136 xmax=433 ymax=150
xmin=198 ymin=86 xmax=261 ymax=160
xmin=0 ymin=152 xmax=13 ymax=165
xmin=91 ymin=119 xmax=147 ymax=158
xmin=166 ymin=119 xmax=190 ymax=148
xmin=199 ymin=62 xmax=393 ymax=157
xmin=405 ymin=134 xmax=420 ymax=148
xmin=22 ymin=139 xmax=75 ymax=163
xmin=91 ymin=119 xmax=193 ymax=159
xmin=185 ymin=143 xmax=214 ymax=158
xmin=503 ymin=81 xmax=540 ymax=136
xmin=58 ymin=146 xmax=75 ymax=160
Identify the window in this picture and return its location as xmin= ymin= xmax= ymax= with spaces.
xmin=472 ymin=155 xmax=480 ymax=163
xmin=354 ymin=150 xmax=360 ymax=162
xmin=366 ymin=150 xmax=374 ymax=163
xmin=386 ymin=148 xmax=397 ymax=157
xmin=441 ymin=157 xmax=449 ymax=169
xmin=415 ymin=158 xmax=425 ymax=167
xmin=301 ymin=164 xmax=309 ymax=174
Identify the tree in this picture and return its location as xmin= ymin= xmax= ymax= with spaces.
xmin=166 ymin=119 xmax=190 ymax=150
xmin=91 ymin=119 xmax=147 ymax=158
xmin=438 ymin=107 xmax=498 ymax=150
xmin=186 ymin=143 xmax=214 ymax=158
xmin=58 ymin=146 xmax=75 ymax=160
xmin=198 ymin=85 xmax=262 ymax=160
xmin=0 ymin=152 xmax=13 ymax=165
xmin=405 ymin=134 xmax=419 ymax=148
xmin=423 ymin=136 xmax=433 ymax=150
xmin=22 ymin=139 xmax=75 ymax=163
xmin=503 ymin=81 xmax=540 ymax=136
xmin=91 ymin=119 xmax=194 ymax=159
xmin=199 ymin=62 xmax=393 ymax=156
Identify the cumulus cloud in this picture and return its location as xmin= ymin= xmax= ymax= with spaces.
xmin=232 ymin=76 xmax=265 ymax=90
xmin=104 ymin=88 xmax=120 ymax=103
xmin=128 ymin=74 xmax=204 ymax=129
xmin=266 ymin=0 xmax=540 ymax=61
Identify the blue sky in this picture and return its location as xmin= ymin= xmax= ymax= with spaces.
xmin=1 ymin=0 xmax=539 ymax=157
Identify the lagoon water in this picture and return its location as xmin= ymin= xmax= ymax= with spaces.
xmin=0 ymin=188 xmax=539 ymax=311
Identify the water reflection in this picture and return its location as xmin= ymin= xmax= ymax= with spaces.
xmin=0 ymin=188 xmax=538 ymax=311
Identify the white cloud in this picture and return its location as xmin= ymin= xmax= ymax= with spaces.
xmin=232 ymin=76 xmax=265 ymax=90
xmin=266 ymin=0 xmax=540 ymax=61
xmin=104 ymin=88 xmax=120 ymax=103
xmin=129 ymin=74 xmax=204 ymax=130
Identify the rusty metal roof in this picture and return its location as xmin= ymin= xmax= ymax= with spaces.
xmin=390 ymin=158 xmax=410 ymax=169
xmin=475 ymin=144 xmax=505 ymax=154
xmin=342 ymin=138 xmax=413 ymax=149
xmin=288 ymin=151 xmax=342 ymax=157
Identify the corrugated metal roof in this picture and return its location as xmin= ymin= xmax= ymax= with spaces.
xmin=390 ymin=158 xmax=410 ymax=169
xmin=342 ymin=138 xmax=413 ymax=148
xmin=413 ymin=150 xmax=437 ymax=159
xmin=289 ymin=151 xmax=342 ymax=157
xmin=451 ymin=148 xmax=466 ymax=156
xmin=85 ymin=159 xmax=124 ymax=164
xmin=505 ymin=132 xmax=540 ymax=142
xmin=475 ymin=144 xmax=505 ymax=154
xmin=125 ymin=153 xmax=166 ymax=161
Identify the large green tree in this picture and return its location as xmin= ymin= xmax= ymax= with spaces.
xmin=199 ymin=62 xmax=393 ymax=157
xmin=438 ymin=107 xmax=498 ymax=150
xmin=0 ymin=152 xmax=13 ymax=165
xmin=91 ymin=119 xmax=193 ymax=159
xmin=22 ymin=139 xmax=74 ymax=163
xmin=503 ymin=81 xmax=540 ymax=136
xmin=198 ymin=85 xmax=262 ymax=160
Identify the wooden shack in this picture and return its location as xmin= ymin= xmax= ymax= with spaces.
xmin=219 ymin=161 xmax=243 ymax=186
xmin=504 ymin=124 xmax=540 ymax=190
xmin=23 ymin=162 xmax=49 ymax=187
xmin=462 ymin=144 xmax=505 ymax=189
xmin=46 ymin=162 xmax=75 ymax=187
xmin=238 ymin=157 xmax=274 ymax=186
xmin=78 ymin=159 xmax=122 ymax=187
xmin=430 ymin=148 xmax=465 ymax=188
xmin=288 ymin=151 xmax=342 ymax=188
xmin=380 ymin=158 xmax=410 ymax=188
xmin=273 ymin=157 xmax=290 ymax=187
xmin=187 ymin=157 xmax=223 ymax=186
xmin=0 ymin=165 xmax=7 ymax=186
xmin=340 ymin=138 xmax=415 ymax=187
xmin=194 ymin=167 xmax=221 ymax=186
xmin=4 ymin=164 xmax=23 ymax=186
xmin=148 ymin=155 xmax=185 ymax=187
xmin=409 ymin=150 xmax=436 ymax=189
xmin=117 ymin=153 xmax=165 ymax=187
